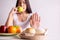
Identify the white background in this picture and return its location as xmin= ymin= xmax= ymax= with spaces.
xmin=0 ymin=0 xmax=60 ymax=40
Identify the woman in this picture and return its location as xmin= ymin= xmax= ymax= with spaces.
xmin=5 ymin=0 xmax=40 ymax=30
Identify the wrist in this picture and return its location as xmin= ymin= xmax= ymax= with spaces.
xmin=31 ymin=25 xmax=39 ymax=30
xmin=9 ymin=13 xmax=14 ymax=16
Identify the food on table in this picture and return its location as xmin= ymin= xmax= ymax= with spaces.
xmin=7 ymin=25 xmax=22 ymax=33
xmin=20 ymin=28 xmax=47 ymax=39
xmin=0 ymin=25 xmax=22 ymax=34
xmin=0 ymin=24 xmax=47 ymax=39
xmin=14 ymin=25 xmax=22 ymax=33
xmin=36 ymin=28 xmax=47 ymax=35
xmin=7 ymin=26 xmax=17 ymax=33
xmin=25 ymin=28 xmax=36 ymax=34
xmin=21 ymin=28 xmax=36 ymax=36
xmin=0 ymin=25 xmax=7 ymax=33
xmin=17 ymin=6 xmax=23 ymax=13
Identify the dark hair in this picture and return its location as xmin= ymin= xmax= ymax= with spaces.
xmin=16 ymin=0 xmax=32 ymax=13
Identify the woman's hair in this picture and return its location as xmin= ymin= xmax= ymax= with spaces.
xmin=16 ymin=0 xmax=32 ymax=13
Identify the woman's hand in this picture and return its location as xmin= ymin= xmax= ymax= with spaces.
xmin=9 ymin=7 xmax=17 ymax=15
xmin=5 ymin=7 xmax=17 ymax=26
xmin=30 ymin=13 xmax=40 ymax=29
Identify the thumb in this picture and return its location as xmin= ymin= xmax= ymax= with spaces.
xmin=30 ymin=19 xmax=33 ymax=27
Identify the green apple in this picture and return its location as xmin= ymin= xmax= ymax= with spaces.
xmin=17 ymin=6 xmax=23 ymax=13
xmin=14 ymin=25 xmax=22 ymax=33
xmin=14 ymin=25 xmax=19 ymax=28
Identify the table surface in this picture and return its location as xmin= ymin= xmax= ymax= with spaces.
xmin=0 ymin=36 xmax=27 ymax=40
xmin=0 ymin=34 xmax=47 ymax=40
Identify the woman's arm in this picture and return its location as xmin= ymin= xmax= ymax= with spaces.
xmin=5 ymin=7 xmax=17 ymax=26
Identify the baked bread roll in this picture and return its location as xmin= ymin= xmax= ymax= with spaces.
xmin=21 ymin=28 xmax=36 ymax=36
xmin=25 ymin=28 xmax=36 ymax=34
xmin=36 ymin=28 xmax=47 ymax=35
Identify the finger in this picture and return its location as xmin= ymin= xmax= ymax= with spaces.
xmin=35 ymin=13 xmax=38 ymax=21
xmin=12 ymin=7 xmax=17 ymax=11
xmin=38 ymin=16 xmax=40 ymax=22
xmin=30 ymin=19 xmax=33 ymax=27
xmin=14 ymin=7 xmax=17 ymax=12
xmin=14 ymin=7 xmax=19 ymax=13
xmin=37 ymin=16 xmax=40 ymax=26
xmin=34 ymin=13 xmax=37 ymax=21
xmin=10 ymin=7 xmax=17 ymax=14
xmin=32 ymin=14 xmax=35 ymax=22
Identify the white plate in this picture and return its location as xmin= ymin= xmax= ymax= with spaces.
xmin=0 ymin=33 xmax=17 ymax=36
